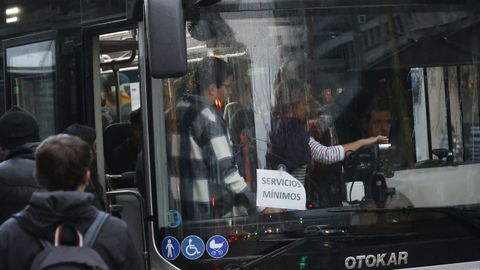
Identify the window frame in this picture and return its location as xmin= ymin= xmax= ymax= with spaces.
xmin=2 ymin=31 xmax=59 ymax=135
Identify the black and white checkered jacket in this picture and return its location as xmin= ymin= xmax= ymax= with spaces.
xmin=167 ymin=94 xmax=248 ymax=219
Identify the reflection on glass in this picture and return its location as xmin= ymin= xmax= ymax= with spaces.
xmin=460 ymin=65 xmax=480 ymax=161
xmin=153 ymin=3 xmax=480 ymax=268
xmin=6 ymin=40 xmax=56 ymax=139
xmin=81 ymin=0 xmax=126 ymax=23
xmin=159 ymin=4 xmax=480 ymax=230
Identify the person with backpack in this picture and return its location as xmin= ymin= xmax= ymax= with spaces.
xmin=0 ymin=134 xmax=144 ymax=270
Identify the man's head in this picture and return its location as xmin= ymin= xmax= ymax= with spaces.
xmin=0 ymin=106 xmax=40 ymax=150
xmin=192 ymin=57 xmax=233 ymax=104
xmin=35 ymin=134 xmax=93 ymax=191
xmin=365 ymin=101 xmax=392 ymax=137
xmin=63 ymin=124 xmax=96 ymax=149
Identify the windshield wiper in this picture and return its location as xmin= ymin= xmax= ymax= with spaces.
xmin=303 ymin=224 xmax=346 ymax=236
xmin=224 ymin=238 xmax=307 ymax=270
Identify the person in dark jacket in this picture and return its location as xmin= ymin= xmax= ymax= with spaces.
xmin=110 ymin=108 xmax=143 ymax=174
xmin=0 ymin=134 xmax=144 ymax=270
xmin=64 ymin=123 xmax=107 ymax=210
xmin=0 ymin=106 xmax=41 ymax=224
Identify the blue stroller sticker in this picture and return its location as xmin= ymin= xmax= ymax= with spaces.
xmin=206 ymin=235 xmax=229 ymax=259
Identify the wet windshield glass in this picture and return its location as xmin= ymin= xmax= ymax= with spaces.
xmin=157 ymin=0 xmax=480 ymax=241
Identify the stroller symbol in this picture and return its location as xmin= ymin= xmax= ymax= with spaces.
xmin=208 ymin=239 xmax=224 ymax=256
xmin=206 ymin=235 xmax=229 ymax=259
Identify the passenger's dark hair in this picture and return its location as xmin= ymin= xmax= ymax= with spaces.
xmin=63 ymin=124 xmax=96 ymax=147
xmin=191 ymin=57 xmax=233 ymax=95
xmin=35 ymin=134 xmax=93 ymax=191
xmin=365 ymin=99 xmax=391 ymax=121
xmin=272 ymin=76 xmax=310 ymax=117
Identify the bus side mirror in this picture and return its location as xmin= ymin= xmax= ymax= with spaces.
xmin=145 ymin=0 xmax=187 ymax=78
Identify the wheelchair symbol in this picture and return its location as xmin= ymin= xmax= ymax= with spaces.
xmin=181 ymin=235 xmax=205 ymax=260
xmin=185 ymin=239 xmax=201 ymax=256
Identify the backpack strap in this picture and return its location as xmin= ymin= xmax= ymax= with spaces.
xmin=84 ymin=212 xmax=109 ymax=247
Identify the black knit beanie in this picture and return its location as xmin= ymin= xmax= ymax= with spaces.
xmin=0 ymin=106 xmax=40 ymax=150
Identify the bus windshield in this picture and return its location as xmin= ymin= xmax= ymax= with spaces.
xmin=154 ymin=0 xmax=480 ymax=267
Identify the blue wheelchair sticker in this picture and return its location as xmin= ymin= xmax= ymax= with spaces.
xmin=181 ymin=235 xmax=205 ymax=260
xmin=161 ymin=236 xmax=180 ymax=260
xmin=167 ymin=210 xmax=182 ymax=228
xmin=206 ymin=235 xmax=229 ymax=259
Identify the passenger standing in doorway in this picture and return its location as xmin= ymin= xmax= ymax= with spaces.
xmin=64 ymin=124 xmax=107 ymax=211
xmin=167 ymin=57 xmax=254 ymax=219
xmin=0 ymin=134 xmax=144 ymax=270
xmin=0 ymin=106 xmax=41 ymax=224
xmin=110 ymin=108 xmax=143 ymax=174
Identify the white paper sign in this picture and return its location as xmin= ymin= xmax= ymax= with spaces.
xmin=129 ymin=82 xmax=141 ymax=110
xmin=256 ymin=169 xmax=306 ymax=210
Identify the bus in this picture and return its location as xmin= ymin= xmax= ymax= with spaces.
xmin=2 ymin=0 xmax=480 ymax=269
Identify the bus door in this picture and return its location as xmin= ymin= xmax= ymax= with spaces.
xmin=89 ymin=1 xmax=188 ymax=268
xmin=90 ymin=28 xmax=148 ymax=267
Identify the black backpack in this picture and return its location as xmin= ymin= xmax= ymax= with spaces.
xmin=30 ymin=212 xmax=110 ymax=270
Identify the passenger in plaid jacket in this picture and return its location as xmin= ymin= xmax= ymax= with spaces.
xmin=167 ymin=57 xmax=253 ymax=220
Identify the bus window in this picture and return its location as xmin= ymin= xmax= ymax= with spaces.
xmin=459 ymin=66 xmax=480 ymax=161
xmin=99 ymin=30 xmax=139 ymax=125
xmin=411 ymin=65 xmax=480 ymax=165
xmin=5 ymin=40 xmax=56 ymax=139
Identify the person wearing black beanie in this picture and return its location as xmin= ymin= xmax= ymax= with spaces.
xmin=0 ymin=106 xmax=41 ymax=224
xmin=0 ymin=106 xmax=40 ymax=150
